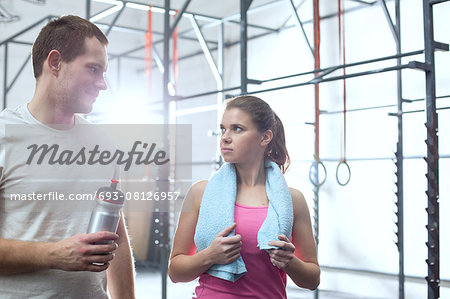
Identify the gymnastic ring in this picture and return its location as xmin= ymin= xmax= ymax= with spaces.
xmin=336 ymin=160 xmax=351 ymax=186
xmin=309 ymin=160 xmax=327 ymax=187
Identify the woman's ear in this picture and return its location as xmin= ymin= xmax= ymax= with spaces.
xmin=261 ymin=129 xmax=273 ymax=146
xmin=47 ymin=50 xmax=62 ymax=76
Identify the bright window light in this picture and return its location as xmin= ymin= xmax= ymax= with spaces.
xmin=90 ymin=1 xmax=124 ymax=22
xmin=125 ymin=2 xmax=149 ymax=11
xmin=175 ymin=104 xmax=218 ymax=117
xmin=168 ymin=83 xmax=176 ymax=97
xmin=125 ymin=2 xmax=176 ymax=15
xmin=92 ymin=0 xmax=123 ymax=6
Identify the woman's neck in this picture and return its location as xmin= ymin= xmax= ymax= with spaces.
xmin=235 ymin=160 xmax=269 ymax=206
xmin=235 ymin=160 xmax=266 ymax=188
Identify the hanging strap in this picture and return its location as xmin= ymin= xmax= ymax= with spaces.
xmin=145 ymin=6 xmax=153 ymax=95
xmin=310 ymin=0 xmax=327 ymax=187
xmin=173 ymin=9 xmax=179 ymax=91
xmin=337 ymin=0 xmax=351 ymax=186
xmin=313 ymin=0 xmax=321 ymax=163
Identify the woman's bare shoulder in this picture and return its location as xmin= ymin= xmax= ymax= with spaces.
xmin=289 ymin=187 xmax=306 ymax=204
xmin=289 ymin=187 xmax=309 ymax=217
xmin=191 ymin=180 xmax=208 ymax=196
xmin=188 ymin=180 xmax=209 ymax=209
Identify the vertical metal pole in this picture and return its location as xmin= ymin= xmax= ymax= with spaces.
xmin=313 ymin=182 xmax=319 ymax=299
xmin=163 ymin=1 xmax=170 ymax=113
xmin=217 ymin=21 xmax=224 ymax=162
xmin=240 ymin=0 xmax=249 ymax=94
xmin=313 ymin=1 xmax=320 ymax=299
xmin=394 ymin=1 xmax=405 ymax=298
xmin=86 ymin=0 xmax=91 ymax=20
xmin=423 ymin=1 xmax=440 ymax=298
xmin=218 ymin=21 xmax=224 ymax=95
xmin=160 ymin=2 xmax=170 ymax=299
xmin=3 ymin=43 xmax=8 ymax=109
xmin=313 ymin=0 xmax=320 ymax=167
xmin=160 ymin=245 xmax=168 ymax=299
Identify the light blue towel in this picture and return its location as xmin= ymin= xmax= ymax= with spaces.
xmin=194 ymin=160 xmax=293 ymax=282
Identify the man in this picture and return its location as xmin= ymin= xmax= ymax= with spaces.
xmin=0 ymin=15 xmax=135 ymax=298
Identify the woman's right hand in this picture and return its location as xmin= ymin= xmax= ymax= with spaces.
xmin=206 ymin=223 xmax=242 ymax=265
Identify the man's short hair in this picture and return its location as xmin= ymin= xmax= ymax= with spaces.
xmin=32 ymin=15 xmax=108 ymax=79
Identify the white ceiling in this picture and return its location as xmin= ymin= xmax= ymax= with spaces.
xmin=0 ymin=0 xmax=372 ymax=63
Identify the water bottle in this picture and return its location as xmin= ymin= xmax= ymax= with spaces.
xmin=87 ymin=179 xmax=125 ymax=241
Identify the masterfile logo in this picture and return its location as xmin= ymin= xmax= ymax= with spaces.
xmin=3 ymin=123 xmax=192 ymax=212
xmin=26 ymin=141 xmax=170 ymax=171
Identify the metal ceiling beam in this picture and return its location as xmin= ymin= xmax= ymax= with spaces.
xmin=94 ymin=22 xmax=218 ymax=44
xmin=0 ymin=15 xmax=53 ymax=46
xmin=8 ymin=40 xmax=33 ymax=46
xmin=1 ymin=15 xmax=56 ymax=109
xmin=288 ymin=0 xmax=314 ymax=58
xmin=133 ymin=25 xmax=279 ymax=74
xmin=91 ymin=0 xmax=279 ymax=39
xmin=174 ymin=61 xmax=414 ymax=102
xmin=169 ymin=0 xmax=191 ymax=36
xmin=89 ymin=2 xmax=123 ymax=23
xmin=105 ymin=4 xmax=126 ymax=36
xmin=321 ymin=94 xmax=450 ymax=115
xmin=223 ymin=0 xmax=281 ymax=22
xmin=6 ymin=53 xmax=31 ymax=94
xmin=240 ymin=0 xmax=253 ymax=94
xmin=347 ymin=0 xmax=377 ymax=4
xmin=379 ymin=0 xmax=399 ymax=44
xmin=278 ymin=0 xmax=306 ymax=29
xmin=189 ymin=15 xmax=222 ymax=86
xmin=89 ymin=6 xmax=115 ymax=22
xmin=279 ymin=0 xmax=384 ymax=31
xmin=176 ymin=18 xmax=277 ymax=40
xmin=430 ymin=0 xmax=450 ymax=4
xmin=308 ymin=66 xmax=340 ymax=84
xmin=258 ymin=49 xmax=423 ymax=83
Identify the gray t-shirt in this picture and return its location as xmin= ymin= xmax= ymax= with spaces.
xmin=0 ymin=104 xmax=118 ymax=298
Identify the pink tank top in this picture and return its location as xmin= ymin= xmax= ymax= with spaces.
xmin=194 ymin=203 xmax=287 ymax=299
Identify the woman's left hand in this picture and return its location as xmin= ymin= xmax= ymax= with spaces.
xmin=268 ymin=235 xmax=295 ymax=269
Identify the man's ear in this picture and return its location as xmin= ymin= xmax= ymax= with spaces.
xmin=47 ymin=50 xmax=62 ymax=76
xmin=261 ymin=129 xmax=273 ymax=146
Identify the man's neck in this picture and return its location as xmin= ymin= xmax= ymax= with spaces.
xmin=28 ymin=94 xmax=75 ymax=126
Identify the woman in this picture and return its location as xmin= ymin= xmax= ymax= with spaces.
xmin=168 ymin=96 xmax=320 ymax=298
